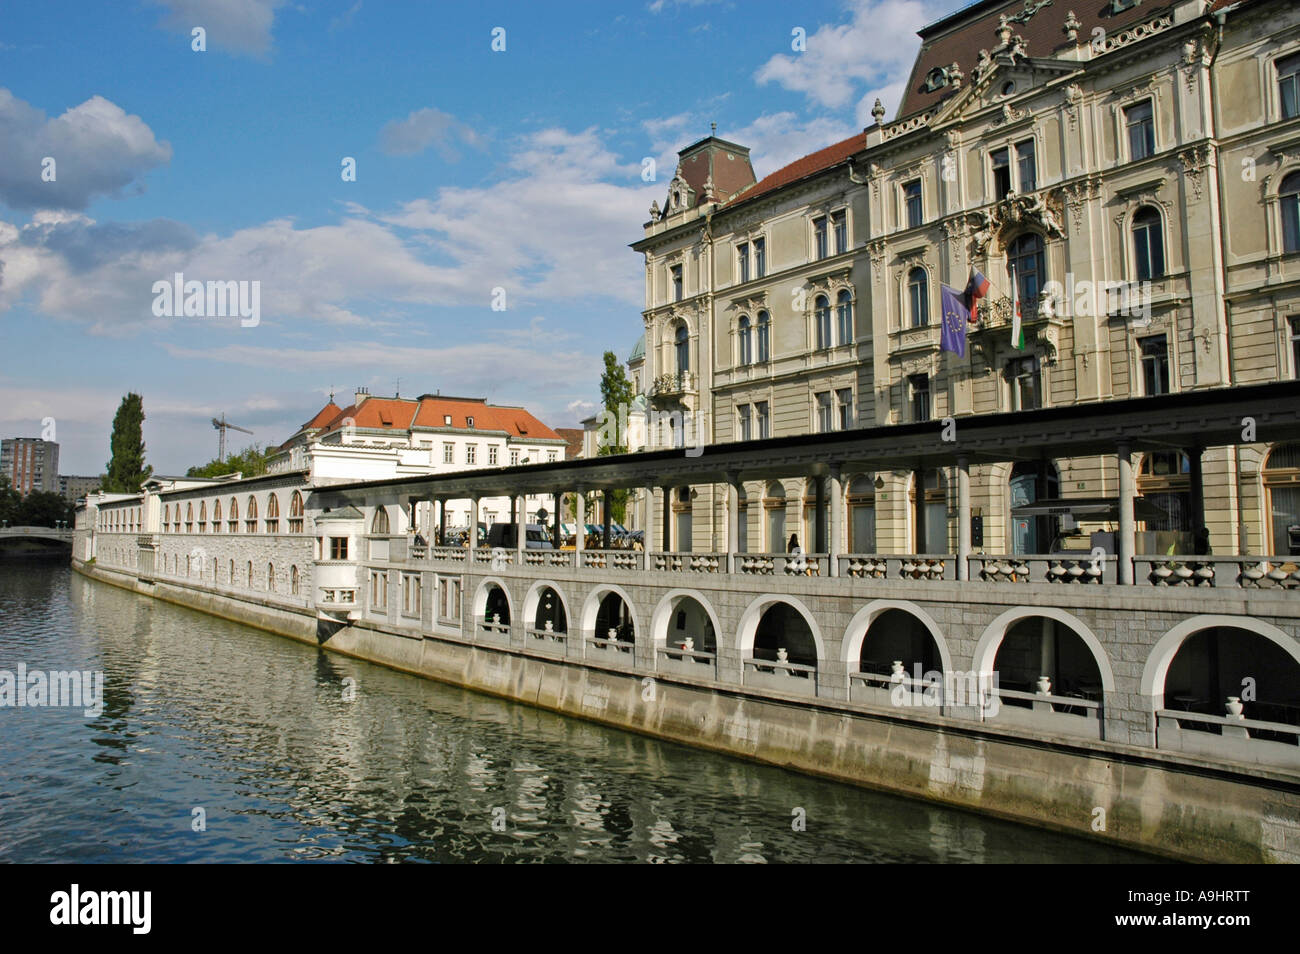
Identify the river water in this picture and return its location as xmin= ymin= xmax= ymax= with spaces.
xmin=0 ymin=564 xmax=1155 ymax=863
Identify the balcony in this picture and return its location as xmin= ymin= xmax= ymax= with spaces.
xmin=650 ymin=371 xmax=696 ymax=398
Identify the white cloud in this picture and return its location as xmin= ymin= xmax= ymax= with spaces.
xmin=754 ymin=0 xmax=941 ymax=123
xmin=0 ymin=89 xmax=171 ymax=212
xmin=378 ymin=107 xmax=484 ymax=159
xmin=150 ymin=0 xmax=288 ymax=57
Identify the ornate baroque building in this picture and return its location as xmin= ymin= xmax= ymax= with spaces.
xmin=632 ymin=0 xmax=1300 ymax=558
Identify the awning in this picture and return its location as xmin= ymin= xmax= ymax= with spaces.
xmin=1010 ymin=496 xmax=1168 ymax=522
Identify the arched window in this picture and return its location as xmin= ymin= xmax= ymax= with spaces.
xmin=228 ymin=559 xmax=234 ymax=583
xmin=1132 ymin=207 xmax=1165 ymax=281
xmin=674 ymin=324 xmax=689 ymax=373
xmin=1007 ymin=233 xmax=1046 ymax=304
xmin=212 ymin=499 xmax=222 ymax=533
xmin=372 ymin=506 xmax=390 ymax=534
xmin=264 ymin=493 xmax=280 ymax=533
xmin=291 ymin=565 xmax=300 ymax=596
xmin=227 ymin=498 xmax=239 ymax=533
xmin=289 ymin=491 xmax=304 ymax=533
xmin=198 ymin=501 xmax=206 ymax=532
xmin=738 ymin=315 xmax=752 ymax=366
xmin=814 ymin=295 xmax=831 ymax=349
xmin=163 ymin=505 xmax=170 ymax=532
xmin=1282 ymin=172 xmax=1300 ymax=254
xmin=245 ymin=496 xmax=258 ymax=533
xmin=908 ymin=268 xmax=929 ymax=328
xmin=757 ymin=311 xmax=771 ymax=362
xmin=267 ymin=563 xmax=275 ymax=592
xmin=836 ymin=289 xmax=853 ymax=346
xmin=185 ymin=502 xmax=194 ymax=533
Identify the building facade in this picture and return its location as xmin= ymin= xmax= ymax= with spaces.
xmin=1 ymin=438 xmax=59 ymax=495
xmin=631 ymin=0 xmax=1300 ymax=559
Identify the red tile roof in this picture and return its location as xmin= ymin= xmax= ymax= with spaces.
xmin=726 ymin=132 xmax=865 ymax=210
xmin=302 ymin=401 xmax=342 ymax=430
xmin=554 ymin=427 xmax=585 ymax=459
xmin=306 ymin=394 xmax=560 ymax=442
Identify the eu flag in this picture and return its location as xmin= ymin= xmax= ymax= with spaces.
xmin=940 ymin=284 xmax=968 ymax=358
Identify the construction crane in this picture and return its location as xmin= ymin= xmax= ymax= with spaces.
xmin=211 ymin=414 xmax=253 ymax=462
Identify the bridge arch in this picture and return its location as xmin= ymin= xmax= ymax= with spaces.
xmin=1140 ymin=615 xmax=1300 ymax=711
xmin=522 ymin=580 xmax=572 ymax=634
xmin=736 ymin=594 xmax=826 ymax=666
xmin=650 ymin=589 xmax=722 ymax=653
xmin=580 ymin=584 xmax=640 ymax=642
xmin=840 ymin=599 xmax=953 ymax=677
xmin=972 ymin=606 xmax=1116 ymax=696
xmin=471 ymin=577 xmax=514 ymax=626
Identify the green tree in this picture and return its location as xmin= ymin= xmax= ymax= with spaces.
xmin=0 ymin=474 xmax=20 ymax=526
xmin=597 ymin=351 xmax=634 ymax=522
xmin=103 ymin=393 xmax=153 ymax=492
xmin=186 ymin=444 xmax=271 ymax=479
xmin=15 ymin=490 xmax=73 ymax=528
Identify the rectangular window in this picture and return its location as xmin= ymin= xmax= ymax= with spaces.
xmin=816 ymin=391 xmax=833 ymax=433
xmin=1279 ymin=53 xmax=1300 ymax=120
xmin=738 ymin=404 xmax=752 ymax=441
xmin=991 ymin=148 xmax=1012 ymax=200
xmin=754 ymin=237 xmax=766 ymax=278
xmin=836 ymin=388 xmax=853 ymax=429
xmin=510 ymin=449 xmax=520 ymax=466
xmin=370 ymin=571 xmax=388 ymax=611
xmin=547 ymin=450 xmax=557 ymax=462
xmin=1140 ymin=335 xmax=1169 ymax=395
xmin=1289 ymin=316 xmax=1300 ymax=379
xmin=488 ymin=445 xmax=498 ymax=465
xmin=904 ymin=180 xmax=923 ymax=228
xmin=737 ymin=243 xmax=750 ymax=283
xmin=813 ymin=216 xmax=828 ymax=259
xmin=442 ymin=442 xmax=454 ymax=464
xmin=402 ymin=573 xmax=421 ymax=617
xmin=671 ymin=264 xmax=683 ymax=302
xmin=1008 ymin=356 xmax=1041 ymax=411
xmin=909 ymin=374 xmax=931 ymax=422
xmin=1126 ymin=100 xmax=1155 ymax=161
xmin=466 ymin=444 xmax=477 ymax=465
xmin=1016 ymin=139 xmax=1036 ymax=193
xmin=330 ymin=537 xmax=348 ymax=560
xmin=756 ymin=401 xmax=770 ymax=439
xmin=831 ymin=210 xmax=847 ymax=254
xmin=439 ymin=578 xmax=461 ymax=621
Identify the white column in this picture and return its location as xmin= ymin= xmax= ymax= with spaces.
xmin=516 ymin=495 xmax=527 ymax=562
xmin=1118 ymin=441 xmax=1135 ymax=585
xmin=468 ymin=496 xmax=479 ymax=554
xmin=957 ymin=455 xmax=971 ymax=581
xmin=725 ymin=472 xmax=740 ymax=574
xmin=828 ymin=464 xmax=843 ymax=578
xmin=642 ymin=485 xmax=655 ymax=554
xmin=575 ymin=489 xmax=586 ymax=559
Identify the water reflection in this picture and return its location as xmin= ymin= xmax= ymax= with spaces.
xmin=0 ymin=565 xmax=1157 ymax=863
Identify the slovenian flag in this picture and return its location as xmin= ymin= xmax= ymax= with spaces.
xmin=964 ymin=268 xmax=991 ymax=324
xmin=1010 ymin=266 xmax=1025 ymax=350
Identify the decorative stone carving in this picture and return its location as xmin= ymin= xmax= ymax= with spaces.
xmin=1178 ymin=144 xmax=1213 ymax=201
xmin=969 ymin=190 xmax=1066 ymax=257
xmin=1064 ymin=82 xmax=1083 ymax=130
xmin=871 ymin=98 xmax=886 ymax=124
xmin=649 ymin=199 xmax=660 ymax=220
xmin=949 ymin=61 xmax=964 ymax=89
xmin=1063 ymin=9 xmax=1080 ymax=42
xmin=1008 ymin=0 xmax=1054 ymax=24
xmin=1061 ymin=176 xmax=1100 ymax=234
xmin=996 ymin=15 xmax=1012 ymax=47
xmin=972 ymin=49 xmax=992 ymax=83
xmin=866 ymin=240 xmax=887 ymax=281
xmin=1009 ymin=34 xmax=1029 ymax=61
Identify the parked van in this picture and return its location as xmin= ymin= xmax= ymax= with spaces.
xmin=486 ymin=522 xmax=554 ymax=549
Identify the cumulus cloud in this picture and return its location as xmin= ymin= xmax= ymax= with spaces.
xmin=754 ymin=0 xmax=941 ymax=124
xmin=150 ymin=0 xmax=287 ymax=57
xmin=0 ymin=89 xmax=172 ymax=212
xmin=378 ymin=107 xmax=484 ymax=159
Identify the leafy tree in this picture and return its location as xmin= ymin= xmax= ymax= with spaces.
xmin=597 ymin=351 xmax=634 ymax=522
xmin=15 ymin=491 xmax=74 ymax=528
xmin=103 ymin=393 xmax=153 ymax=492
xmin=186 ymin=444 xmax=271 ymax=479
xmin=0 ymin=474 xmax=20 ymax=526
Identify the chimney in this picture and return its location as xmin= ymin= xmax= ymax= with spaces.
xmin=355 ymin=386 xmax=370 ymax=406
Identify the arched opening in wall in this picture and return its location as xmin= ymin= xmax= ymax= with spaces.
xmin=1263 ymin=443 xmax=1300 ymax=555
xmin=228 ymin=498 xmax=239 ymax=533
xmin=245 ymin=496 xmax=259 ymax=534
xmin=1162 ymin=626 xmax=1300 ymax=736
xmin=764 ymin=481 xmax=787 ymax=552
xmin=371 ymin=506 xmax=390 ymax=534
xmin=595 ymin=591 xmax=634 ymax=644
xmin=848 ymin=475 xmax=876 ymax=552
xmin=246 ymin=561 xmax=253 ymax=588
xmin=212 ymin=500 xmax=221 ymax=533
xmin=290 ymin=565 xmax=299 ymax=596
xmin=673 ymin=486 xmax=693 ymax=552
xmin=198 ymin=501 xmax=207 ymax=533
xmin=753 ymin=602 xmax=818 ymax=670
xmin=163 ymin=505 xmax=170 ymax=532
xmin=1137 ymin=451 xmax=1192 ymax=550
xmin=185 ymin=503 xmax=193 ymax=533
xmin=674 ymin=322 xmax=689 ymax=374
xmin=267 ymin=564 xmax=275 ymax=592
xmin=289 ymin=491 xmax=304 ymax=533
xmin=994 ymin=615 xmax=1103 ymax=706
xmin=228 ymin=559 xmax=234 ymax=584
xmin=801 ymin=477 xmax=827 ymax=552
xmin=909 ymin=470 xmax=949 ymax=554
xmin=186 ymin=554 xmax=191 ymax=576
xmin=665 ymin=595 xmax=716 ymax=654
xmin=484 ymin=584 xmax=510 ymax=626
xmin=1009 ymin=460 xmax=1061 ymax=554
xmin=265 ymin=493 xmax=280 ymax=533
xmin=532 ymin=586 xmax=567 ymax=634
xmin=858 ymin=609 xmax=940 ymax=678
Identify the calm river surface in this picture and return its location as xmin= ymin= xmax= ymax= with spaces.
xmin=0 ymin=564 xmax=1155 ymax=863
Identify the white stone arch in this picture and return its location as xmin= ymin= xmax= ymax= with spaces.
xmin=736 ymin=593 xmax=827 ymax=663
xmin=580 ymin=584 xmax=641 ymax=639
xmin=1139 ymin=614 xmax=1300 ymax=709
xmin=840 ymin=599 xmax=954 ymax=676
xmin=522 ymin=579 xmax=572 ymax=633
xmin=471 ymin=576 xmax=514 ymax=623
xmin=650 ymin=588 xmax=724 ymax=648
xmin=972 ymin=605 xmax=1116 ymax=693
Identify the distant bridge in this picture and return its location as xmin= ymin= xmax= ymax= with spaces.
xmin=0 ymin=526 xmax=74 ymax=544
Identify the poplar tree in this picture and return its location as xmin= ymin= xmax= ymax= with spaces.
xmin=598 ymin=351 xmax=634 ymax=522
xmin=103 ymin=393 xmax=153 ymax=493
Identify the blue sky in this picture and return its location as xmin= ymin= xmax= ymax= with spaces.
xmin=0 ymin=0 xmax=954 ymax=475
